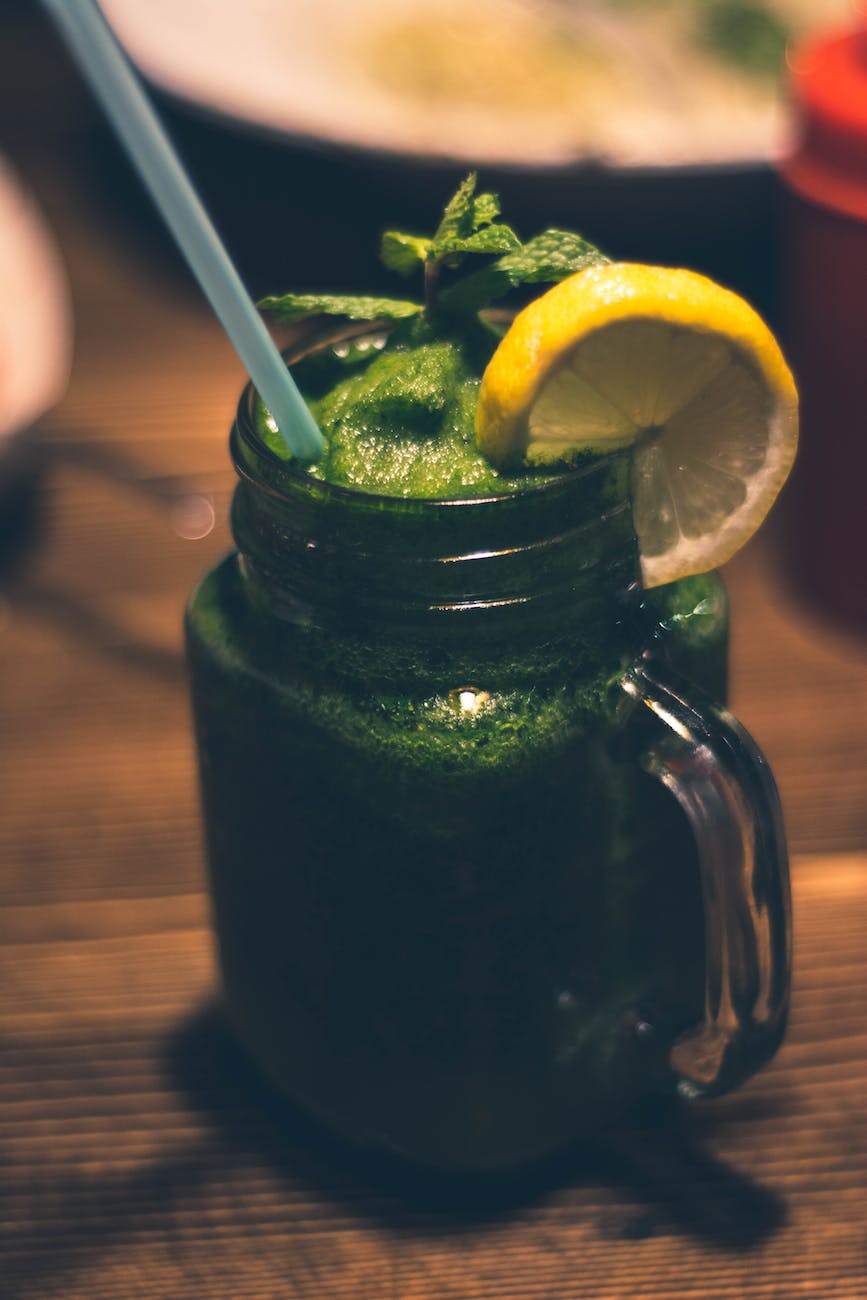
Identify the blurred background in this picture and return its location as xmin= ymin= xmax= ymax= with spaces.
xmin=1 ymin=2 xmax=866 ymax=1296
xmin=19 ymin=0 xmax=861 ymax=311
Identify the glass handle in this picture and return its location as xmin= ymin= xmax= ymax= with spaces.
xmin=622 ymin=659 xmax=792 ymax=1099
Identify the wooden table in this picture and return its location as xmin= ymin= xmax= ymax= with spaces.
xmin=2 ymin=11 xmax=866 ymax=1298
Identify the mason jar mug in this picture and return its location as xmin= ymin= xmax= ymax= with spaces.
xmin=185 ymin=356 xmax=791 ymax=1172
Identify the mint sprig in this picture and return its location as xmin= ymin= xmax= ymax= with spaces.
xmin=258 ymin=173 xmax=607 ymax=331
xmin=380 ymin=172 xmax=523 ymax=309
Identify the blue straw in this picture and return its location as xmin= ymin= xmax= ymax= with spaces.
xmin=40 ymin=0 xmax=323 ymax=461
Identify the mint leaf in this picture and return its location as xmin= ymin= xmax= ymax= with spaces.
xmin=258 ymin=292 xmax=422 ymax=324
xmin=380 ymin=231 xmax=433 ymax=277
xmin=436 ymin=224 xmax=522 ymax=259
xmin=433 ymin=172 xmax=478 ymax=244
xmin=438 ymin=229 xmax=609 ymax=313
xmin=471 ymin=191 xmax=501 ymax=230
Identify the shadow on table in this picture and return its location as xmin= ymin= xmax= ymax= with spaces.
xmin=1 ymin=1000 xmax=789 ymax=1299
xmin=0 ymin=439 xmax=45 ymax=585
xmin=165 ymin=1001 xmax=787 ymax=1244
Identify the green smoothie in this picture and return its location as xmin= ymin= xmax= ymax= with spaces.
xmin=185 ymin=179 xmax=788 ymax=1170
xmin=187 ymin=340 xmax=731 ymax=1169
xmin=253 ymin=326 xmax=560 ymax=498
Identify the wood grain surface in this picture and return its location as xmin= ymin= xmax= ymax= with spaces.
xmin=2 ymin=10 xmax=866 ymax=1299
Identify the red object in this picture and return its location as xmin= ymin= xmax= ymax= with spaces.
xmin=784 ymin=27 xmax=867 ymax=221
xmin=780 ymin=26 xmax=867 ymax=631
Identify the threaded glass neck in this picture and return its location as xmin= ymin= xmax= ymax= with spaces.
xmin=231 ymin=381 xmax=639 ymax=637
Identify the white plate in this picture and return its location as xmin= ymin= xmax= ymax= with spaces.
xmin=102 ymin=0 xmax=853 ymax=170
xmin=0 ymin=157 xmax=72 ymax=452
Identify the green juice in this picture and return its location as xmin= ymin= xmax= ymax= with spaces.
xmin=185 ymin=327 xmax=732 ymax=1170
xmin=254 ymin=325 xmax=557 ymax=497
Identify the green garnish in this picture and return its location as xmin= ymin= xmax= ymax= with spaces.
xmin=258 ymin=173 xmax=607 ymax=331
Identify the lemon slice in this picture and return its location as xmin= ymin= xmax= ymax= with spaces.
xmin=475 ymin=263 xmax=798 ymax=588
